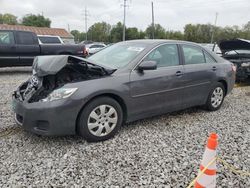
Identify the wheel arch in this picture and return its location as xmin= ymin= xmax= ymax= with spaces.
xmin=217 ymin=79 xmax=228 ymax=95
xmin=75 ymin=93 xmax=128 ymax=133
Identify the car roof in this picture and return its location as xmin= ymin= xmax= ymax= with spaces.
xmin=119 ymin=39 xmax=200 ymax=46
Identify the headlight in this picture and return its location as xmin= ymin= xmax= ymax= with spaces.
xmin=41 ymin=88 xmax=78 ymax=102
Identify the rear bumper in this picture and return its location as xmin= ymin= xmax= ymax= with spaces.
xmin=12 ymin=97 xmax=82 ymax=136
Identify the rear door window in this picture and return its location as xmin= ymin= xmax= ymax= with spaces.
xmin=0 ymin=31 xmax=15 ymax=45
xmin=16 ymin=32 xmax=36 ymax=45
xmin=182 ymin=45 xmax=205 ymax=65
xmin=144 ymin=44 xmax=180 ymax=68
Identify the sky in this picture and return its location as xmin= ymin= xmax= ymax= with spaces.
xmin=0 ymin=0 xmax=249 ymax=32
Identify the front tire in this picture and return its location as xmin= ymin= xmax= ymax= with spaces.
xmin=205 ymin=82 xmax=225 ymax=111
xmin=77 ymin=97 xmax=123 ymax=142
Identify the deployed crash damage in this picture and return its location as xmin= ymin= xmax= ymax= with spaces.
xmin=219 ymin=38 xmax=250 ymax=81
xmin=13 ymin=55 xmax=115 ymax=103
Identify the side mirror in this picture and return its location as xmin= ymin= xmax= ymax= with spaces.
xmin=137 ymin=61 xmax=157 ymax=72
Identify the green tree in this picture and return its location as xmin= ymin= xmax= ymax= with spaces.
xmin=138 ymin=30 xmax=146 ymax=39
xmin=21 ymin=14 xmax=51 ymax=27
xmin=126 ymin=27 xmax=140 ymax=40
xmin=240 ymin=21 xmax=250 ymax=39
xmin=110 ymin=22 xmax=123 ymax=42
xmin=243 ymin=21 xmax=250 ymax=31
xmin=146 ymin=24 xmax=165 ymax=39
xmin=166 ymin=30 xmax=184 ymax=40
xmin=88 ymin=22 xmax=111 ymax=42
xmin=184 ymin=24 xmax=213 ymax=43
xmin=71 ymin=30 xmax=86 ymax=43
xmin=0 ymin=13 xmax=18 ymax=25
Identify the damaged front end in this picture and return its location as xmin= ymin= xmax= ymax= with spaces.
xmin=13 ymin=55 xmax=115 ymax=103
xmin=219 ymin=38 xmax=250 ymax=81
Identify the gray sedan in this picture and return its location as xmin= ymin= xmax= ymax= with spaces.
xmin=12 ymin=40 xmax=236 ymax=142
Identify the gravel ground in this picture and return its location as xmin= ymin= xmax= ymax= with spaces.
xmin=0 ymin=67 xmax=249 ymax=187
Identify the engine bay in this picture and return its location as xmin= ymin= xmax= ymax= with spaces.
xmin=14 ymin=56 xmax=113 ymax=103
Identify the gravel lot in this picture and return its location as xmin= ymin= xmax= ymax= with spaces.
xmin=0 ymin=67 xmax=249 ymax=187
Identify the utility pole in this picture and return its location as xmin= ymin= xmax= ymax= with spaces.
xmin=210 ymin=12 xmax=218 ymax=44
xmin=67 ymin=24 xmax=70 ymax=32
xmin=122 ymin=0 xmax=129 ymax=41
xmin=83 ymin=6 xmax=90 ymax=41
xmin=151 ymin=1 xmax=155 ymax=39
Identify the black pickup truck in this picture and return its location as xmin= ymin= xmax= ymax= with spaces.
xmin=0 ymin=30 xmax=87 ymax=67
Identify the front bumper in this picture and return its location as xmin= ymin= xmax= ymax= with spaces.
xmin=12 ymin=96 xmax=83 ymax=136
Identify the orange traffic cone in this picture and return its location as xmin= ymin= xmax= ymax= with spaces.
xmin=195 ymin=133 xmax=218 ymax=188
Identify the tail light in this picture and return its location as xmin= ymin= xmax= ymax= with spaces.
xmin=231 ymin=63 xmax=236 ymax=72
xmin=83 ymin=47 xmax=88 ymax=56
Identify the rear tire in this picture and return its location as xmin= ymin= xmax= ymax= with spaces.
xmin=77 ymin=97 xmax=123 ymax=142
xmin=205 ymin=82 xmax=225 ymax=111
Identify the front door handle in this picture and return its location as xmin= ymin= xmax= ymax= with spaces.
xmin=176 ymin=71 xmax=184 ymax=76
xmin=212 ymin=66 xmax=217 ymax=71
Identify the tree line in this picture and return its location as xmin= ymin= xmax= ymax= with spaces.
xmin=71 ymin=21 xmax=250 ymax=44
xmin=0 ymin=13 xmax=51 ymax=27
xmin=1 ymin=13 xmax=249 ymax=44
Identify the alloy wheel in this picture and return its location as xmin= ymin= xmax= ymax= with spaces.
xmin=87 ymin=104 xmax=118 ymax=137
xmin=211 ymin=87 xmax=224 ymax=108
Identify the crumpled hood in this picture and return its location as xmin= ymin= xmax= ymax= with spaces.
xmin=32 ymin=55 xmax=70 ymax=76
xmin=32 ymin=55 xmax=114 ymax=77
xmin=218 ymin=38 xmax=250 ymax=54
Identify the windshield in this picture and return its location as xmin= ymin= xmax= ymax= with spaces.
xmin=88 ymin=42 xmax=147 ymax=69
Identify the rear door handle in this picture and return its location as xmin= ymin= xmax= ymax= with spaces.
xmin=175 ymin=71 xmax=184 ymax=76
xmin=212 ymin=66 xmax=217 ymax=71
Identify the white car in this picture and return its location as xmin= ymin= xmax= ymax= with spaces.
xmin=86 ymin=43 xmax=106 ymax=55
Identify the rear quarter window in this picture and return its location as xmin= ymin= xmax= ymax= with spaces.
xmin=38 ymin=36 xmax=61 ymax=44
xmin=204 ymin=51 xmax=217 ymax=63
xmin=17 ymin=32 xmax=37 ymax=45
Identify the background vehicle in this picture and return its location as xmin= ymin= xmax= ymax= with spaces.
xmin=86 ymin=43 xmax=106 ymax=55
xmin=200 ymin=43 xmax=222 ymax=55
xmin=80 ymin=40 xmax=93 ymax=45
xmin=0 ymin=30 xmax=87 ymax=67
xmin=38 ymin=35 xmax=64 ymax=44
xmin=218 ymin=38 xmax=250 ymax=81
xmin=12 ymin=40 xmax=235 ymax=142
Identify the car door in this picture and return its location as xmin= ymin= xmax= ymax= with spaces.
xmin=16 ymin=31 xmax=40 ymax=65
xmin=0 ymin=31 xmax=18 ymax=67
xmin=129 ymin=43 xmax=185 ymax=118
xmin=180 ymin=44 xmax=218 ymax=107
